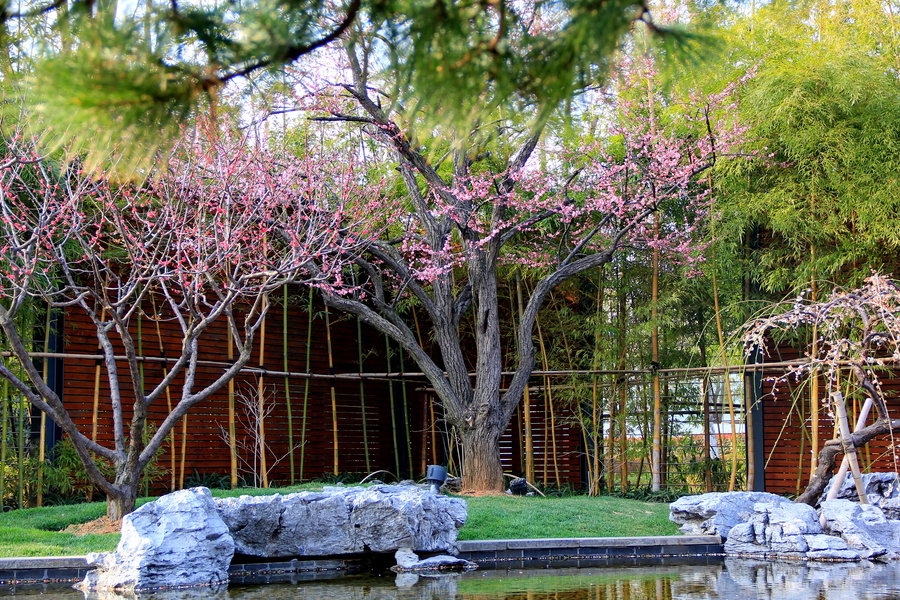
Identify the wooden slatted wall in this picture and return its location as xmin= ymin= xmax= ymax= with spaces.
xmin=761 ymin=344 xmax=900 ymax=495
xmin=59 ymin=291 xmax=583 ymax=490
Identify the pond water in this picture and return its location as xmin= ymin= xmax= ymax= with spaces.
xmin=7 ymin=559 xmax=900 ymax=599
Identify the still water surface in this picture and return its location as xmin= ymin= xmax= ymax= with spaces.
xmin=9 ymin=560 xmax=900 ymax=599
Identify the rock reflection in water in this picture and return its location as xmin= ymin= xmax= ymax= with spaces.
xmin=8 ymin=562 xmax=900 ymax=600
xmin=696 ymin=559 xmax=900 ymax=600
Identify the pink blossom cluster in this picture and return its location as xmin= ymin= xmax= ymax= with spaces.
xmin=0 ymin=127 xmax=384 ymax=310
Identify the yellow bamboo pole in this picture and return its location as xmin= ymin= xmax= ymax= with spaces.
xmin=151 ymin=301 xmax=178 ymax=492
xmin=17 ymin=382 xmax=24 ymax=508
xmin=283 ymin=285 xmax=296 ymax=483
xmin=36 ymin=308 xmax=51 ymax=506
xmin=299 ymin=289 xmax=314 ymax=480
xmin=591 ymin=272 xmax=605 ymax=494
xmin=385 ymin=335 xmax=401 ymax=476
xmin=651 ymin=214 xmax=662 ymax=492
xmin=515 ymin=274 xmax=534 ymax=483
xmin=410 ymin=308 xmax=432 ymax=471
xmin=833 ymin=392 xmax=868 ymax=504
xmin=708 ymin=174 xmax=739 ymax=491
xmin=137 ymin=310 xmax=149 ymax=497
xmin=90 ymin=307 xmax=108 ymax=445
xmin=712 ymin=268 xmax=738 ymax=491
xmin=809 ymin=262 xmax=819 ymax=480
xmin=179 ymin=418 xmax=187 ymax=489
xmin=795 ymin=389 xmax=807 ymax=496
xmin=535 ymin=309 xmax=560 ymax=486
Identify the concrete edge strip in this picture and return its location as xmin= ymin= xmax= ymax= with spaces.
xmin=0 ymin=535 xmax=724 ymax=585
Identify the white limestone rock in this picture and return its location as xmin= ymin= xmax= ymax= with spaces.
xmin=819 ymin=499 xmax=900 ymax=560
xmin=390 ymin=548 xmax=476 ymax=573
xmin=881 ymin=497 xmax=900 ymax=521
xmin=723 ymin=501 xmax=822 ymax=556
xmin=817 ymin=472 xmax=900 ymax=517
xmin=669 ymin=492 xmax=794 ymax=537
xmin=803 ymin=534 xmax=861 ymax=561
xmin=77 ymin=487 xmax=234 ymax=592
xmin=215 ymin=484 xmax=467 ymax=558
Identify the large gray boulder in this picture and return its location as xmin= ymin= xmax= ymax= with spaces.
xmin=77 ymin=487 xmax=234 ymax=593
xmin=724 ymin=501 xmax=823 ymax=556
xmin=820 ymin=499 xmax=900 ymax=560
xmin=669 ymin=492 xmax=793 ymax=537
xmin=215 ymin=484 xmax=467 ymax=557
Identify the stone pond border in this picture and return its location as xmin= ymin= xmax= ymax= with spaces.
xmin=0 ymin=534 xmax=724 ymax=589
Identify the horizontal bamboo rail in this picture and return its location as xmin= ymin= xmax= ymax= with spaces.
xmin=3 ymin=351 xmax=891 ymax=381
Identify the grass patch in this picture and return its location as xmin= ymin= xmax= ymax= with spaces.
xmin=0 ymin=488 xmax=676 ymax=557
xmin=457 ymin=495 xmax=678 ymax=540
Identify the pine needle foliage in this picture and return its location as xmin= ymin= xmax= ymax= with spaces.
xmin=3 ymin=0 xmax=699 ymax=177
xmin=25 ymin=24 xmax=196 ymax=175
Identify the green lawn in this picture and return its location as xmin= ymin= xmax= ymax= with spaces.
xmin=457 ymin=495 xmax=677 ymax=540
xmin=0 ymin=489 xmax=677 ymax=558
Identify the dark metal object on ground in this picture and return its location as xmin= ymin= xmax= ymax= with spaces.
xmin=509 ymin=477 xmax=528 ymax=496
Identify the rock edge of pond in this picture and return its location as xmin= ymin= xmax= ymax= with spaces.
xmin=669 ymin=476 xmax=900 ymax=562
xmin=75 ymin=484 xmax=467 ymax=593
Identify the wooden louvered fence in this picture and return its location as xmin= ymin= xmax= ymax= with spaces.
xmin=758 ymin=344 xmax=900 ymax=496
xmin=57 ymin=293 xmax=587 ymax=492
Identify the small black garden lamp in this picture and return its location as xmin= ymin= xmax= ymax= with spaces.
xmin=425 ymin=465 xmax=448 ymax=493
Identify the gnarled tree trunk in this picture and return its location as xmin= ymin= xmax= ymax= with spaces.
xmin=459 ymin=426 xmax=505 ymax=492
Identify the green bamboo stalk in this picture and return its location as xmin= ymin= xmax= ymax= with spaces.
xmin=356 ymin=315 xmax=371 ymax=472
xmin=398 ymin=346 xmax=413 ymax=477
xmin=17 ymin=385 xmax=24 ymax=508
xmin=257 ymin=294 xmax=269 ymax=488
xmin=385 ymin=335 xmax=401 ymax=476
xmin=227 ymin=325 xmax=237 ymax=489
xmin=137 ymin=309 xmax=148 ymax=497
xmin=1 ymin=377 xmax=8 ymax=510
xmin=590 ymin=271 xmax=605 ymax=495
xmin=324 ymin=304 xmax=339 ymax=476
xmin=283 ymin=285 xmax=295 ymax=483
xmin=36 ymin=307 xmax=51 ymax=506
xmin=411 ymin=308 xmax=430 ymax=474
xmin=299 ymin=289 xmax=313 ymax=481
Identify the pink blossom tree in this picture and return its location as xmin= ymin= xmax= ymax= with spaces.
xmin=0 ymin=130 xmax=374 ymax=518
xmin=293 ymin=50 xmax=754 ymax=491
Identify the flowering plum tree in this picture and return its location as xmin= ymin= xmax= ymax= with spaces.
xmin=745 ymin=274 xmax=900 ymax=506
xmin=297 ymin=51 xmax=753 ymax=491
xmin=0 ymin=131 xmax=375 ymax=518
